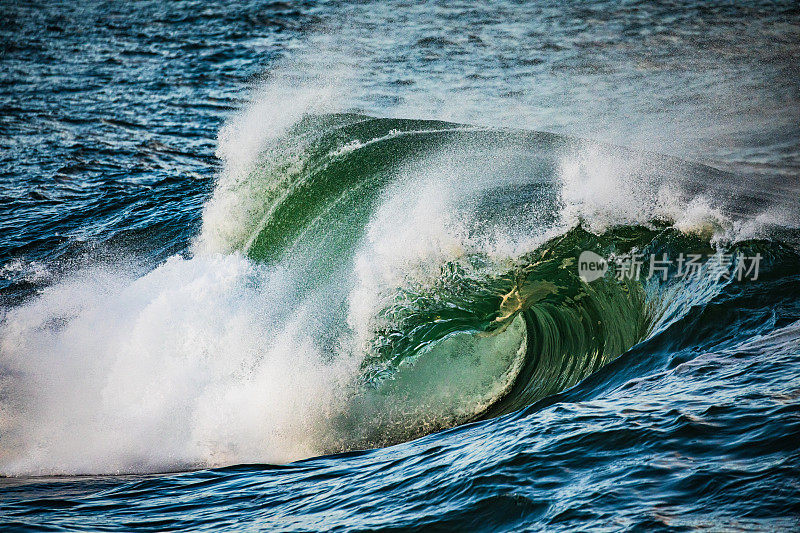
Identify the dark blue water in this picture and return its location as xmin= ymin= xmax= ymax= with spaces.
xmin=1 ymin=1 xmax=799 ymax=530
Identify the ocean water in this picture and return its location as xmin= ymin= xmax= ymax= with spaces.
xmin=1 ymin=1 xmax=799 ymax=531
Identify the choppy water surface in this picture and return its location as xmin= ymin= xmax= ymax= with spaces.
xmin=1 ymin=1 xmax=799 ymax=530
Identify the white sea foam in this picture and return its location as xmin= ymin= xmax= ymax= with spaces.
xmin=195 ymin=56 xmax=350 ymax=256
xmin=0 ymin=259 xmax=52 ymax=285
xmin=558 ymin=143 xmax=735 ymax=239
xmin=0 ymin=254 xmax=359 ymax=475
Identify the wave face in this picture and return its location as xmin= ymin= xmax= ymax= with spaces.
xmin=198 ymin=114 xmax=799 ymax=452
